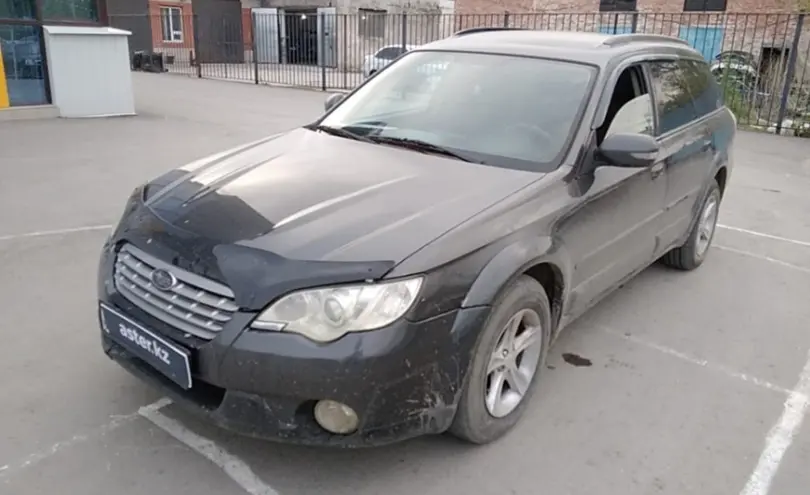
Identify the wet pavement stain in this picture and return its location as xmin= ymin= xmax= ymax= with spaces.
xmin=562 ymin=353 xmax=592 ymax=367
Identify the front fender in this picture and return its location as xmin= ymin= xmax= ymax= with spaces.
xmin=461 ymin=236 xmax=572 ymax=318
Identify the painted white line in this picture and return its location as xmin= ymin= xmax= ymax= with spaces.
xmin=599 ymin=326 xmax=795 ymax=396
xmin=138 ymin=406 xmax=279 ymax=495
xmin=0 ymin=224 xmax=112 ymax=242
xmin=740 ymin=349 xmax=810 ymax=495
xmin=718 ymin=224 xmax=810 ymax=249
xmin=715 ymin=245 xmax=810 ymax=275
xmin=0 ymin=398 xmax=171 ymax=480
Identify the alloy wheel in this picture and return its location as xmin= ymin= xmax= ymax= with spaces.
xmin=696 ymin=192 xmax=719 ymax=259
xmin=484 ymin=308 xmax=544 ymax=418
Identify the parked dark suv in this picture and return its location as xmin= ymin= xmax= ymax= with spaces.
xmin=98 ymin=29 xmax=735 ymax=447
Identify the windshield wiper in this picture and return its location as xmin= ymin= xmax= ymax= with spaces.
xmin=306 ymin=124 xmax=376 ymax=144
xmin=368 ymin=136 xmax=478 ymax=163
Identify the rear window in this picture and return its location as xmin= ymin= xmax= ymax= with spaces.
xmin=376 ymin=47 xmax=406 ymax=60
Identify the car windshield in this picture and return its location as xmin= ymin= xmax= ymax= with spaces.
xmin=319 ymin=50 xmax=597 ymax=171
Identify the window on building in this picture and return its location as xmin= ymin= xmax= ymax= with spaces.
xmin=0 ymin=0 xmax=35 ymax=20
xmin=41 ymin=0 xmax=99 ymax=22
xmin=359 ymin=8 xmax=385 ymax=38
xmin=0 ymin=23 xmax=48 ymax=106
xmin=161 ymin=7 xmax=183 ymax=42
xmin=683 ymin=0 xmax=727 ymax=12
xmin=599 ymin=0 xmax=637 ymax=12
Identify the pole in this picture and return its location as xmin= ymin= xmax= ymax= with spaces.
xmin=320 ymin=12 xmax=327 ymax=91
xmin=252 ymin=12 xmax=259 ymax=84
xmin=775 ymin=13 xmax=804 ymax=135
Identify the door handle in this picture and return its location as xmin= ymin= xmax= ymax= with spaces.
xmin=650 ymin=162 xmax=664 ymax=179
xmin=701 ymin=141 xmax=713 ymax=151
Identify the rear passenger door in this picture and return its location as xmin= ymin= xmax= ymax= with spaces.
xmin=646 ymin=59 xmax=715 ymax=252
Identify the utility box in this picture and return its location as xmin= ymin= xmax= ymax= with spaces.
xmin=43 ymin=26 xmax=136 ymax=118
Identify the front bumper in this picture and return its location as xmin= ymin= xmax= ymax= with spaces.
xmin=98 ymin=247 xmax=488 ymax=448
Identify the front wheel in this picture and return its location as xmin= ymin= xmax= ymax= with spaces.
xmin=661 ymin=180 xmax=721 ymax=271
xmin=449 ymin=276 xmax=551 ymax=444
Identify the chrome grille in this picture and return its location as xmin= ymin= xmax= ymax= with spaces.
xmin=113 ymin=244 xmax=238 ymax=339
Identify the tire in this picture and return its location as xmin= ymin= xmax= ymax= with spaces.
xmin=661 ymin=179 xmax=722 ymax=271
xmin=449 ymin=275 xmax=551 ymax=445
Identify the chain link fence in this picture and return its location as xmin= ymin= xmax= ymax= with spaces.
xmin=109 ymin=11 xmax=810 ymax=135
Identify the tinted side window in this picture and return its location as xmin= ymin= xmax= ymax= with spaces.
xmin=376 ymin=47 xmax=399 ymax=60
xmin=680 ymin=60 xmax=721 ymax=117
xmin=648 ymin=61 xmax=699 ymax=135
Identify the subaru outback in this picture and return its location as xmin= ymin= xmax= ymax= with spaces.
xmin=98 ymin=29 xmax=735 ymax=447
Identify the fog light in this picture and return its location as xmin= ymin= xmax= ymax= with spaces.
xmin=313 ymin=400 xmax=359 ymax=435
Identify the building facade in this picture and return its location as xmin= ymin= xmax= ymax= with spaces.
xmin=107 ymin=0 xmax=449 ymax=69
xmin=1 ymin=0 xmax=108 ymax=111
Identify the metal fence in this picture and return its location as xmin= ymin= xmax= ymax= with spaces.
xmin=109 ymin=11 xmax=810 ymax=135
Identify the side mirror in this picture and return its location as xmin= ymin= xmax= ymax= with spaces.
xmin=598 ymin=133 xmax=660 ymax=168
xmin=324 ymin=93 xmax=344 ymax=112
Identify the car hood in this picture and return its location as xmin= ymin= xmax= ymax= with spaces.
xmin=140 ymin=128 xmax=540 ymax=266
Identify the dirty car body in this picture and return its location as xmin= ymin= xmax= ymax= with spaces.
xmin=98 ymin=29 xmax=735 ymax=447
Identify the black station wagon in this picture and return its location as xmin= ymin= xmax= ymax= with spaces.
xmin=97 ymin=29 xmax=735 ymax=447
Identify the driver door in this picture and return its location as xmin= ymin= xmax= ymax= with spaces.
xmin=562 ymin=64 xmax=668 ymax=320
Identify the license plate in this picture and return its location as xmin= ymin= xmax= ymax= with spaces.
xmin=100 ymin=303 xmax=192 ymax=389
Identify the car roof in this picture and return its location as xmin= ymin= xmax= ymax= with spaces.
xmin=420 ymin=29 xmax=701 ymax=66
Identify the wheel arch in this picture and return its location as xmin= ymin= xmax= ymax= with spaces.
xmin=714 ymin=165 xmax=728 ymax=198
xmin=462 ymin=237 xmax=570 ymax=336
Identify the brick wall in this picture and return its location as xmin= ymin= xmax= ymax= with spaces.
xmin=148 ymin=0 xmax=195 ymax=62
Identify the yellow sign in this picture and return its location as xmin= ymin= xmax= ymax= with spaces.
xmin=0 ymin=44 xmax=9 ymax=109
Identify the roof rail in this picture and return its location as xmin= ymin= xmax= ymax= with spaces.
xmin=453 ymin=27 xmax=526 ymax=37
xmin=600 ymin=33 xmax=690 ymax=47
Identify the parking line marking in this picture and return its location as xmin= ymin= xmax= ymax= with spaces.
xmin=599 ymin=326 xmax=795 ymax=396
xmin=0 ymin=398 xmax=171 ymax=480
xmin=740 ymin=349 xmax=810 ymax=495
xmin=0 ymin=224 xmax=112 ymax=242
xmin=715 ymin=245 xmax=810 ymax=275
xmin=138 ymin=405 xmax=279 ymax=495
xmin=717 ymin=224 xmax=810 ymax=249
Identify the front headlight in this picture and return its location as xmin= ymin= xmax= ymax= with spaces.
xmin=251 ymin=277 xmax=423 ymax=343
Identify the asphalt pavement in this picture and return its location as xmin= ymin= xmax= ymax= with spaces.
xmin=1 ymin=73 xmax=809 ymax=495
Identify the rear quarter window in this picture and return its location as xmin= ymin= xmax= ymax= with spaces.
xmin=679 ymin=59 xmax=722 ymax=117
xmin=648 ymin=60 xmax=699 ymax=135
xmin=376 ymin=47 xmax=401 ymax=60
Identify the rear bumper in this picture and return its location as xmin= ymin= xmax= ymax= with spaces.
xmin=100 ymin=291 xmax=488 ymax=447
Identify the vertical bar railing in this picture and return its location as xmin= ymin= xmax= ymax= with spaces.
xmin=342 ymin=14 xmax=348 ymax=89
xmin=320 ymin=11 xmax=327 ymax=91
xmin=776 ymin=13 xmax=804 ymax=135
xmin=401 ymin=12 xmax=408 ymax=51
xmin=123 ymin=9 xmax=810 ymax=127
xmin=193 ymin=13 xmax=201 ymax=78
xmin=252 ymin=11 xmax=259 ymax=85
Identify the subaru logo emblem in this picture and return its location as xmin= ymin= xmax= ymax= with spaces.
xmin=150 ymin=269 xmax=177 ymax=291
